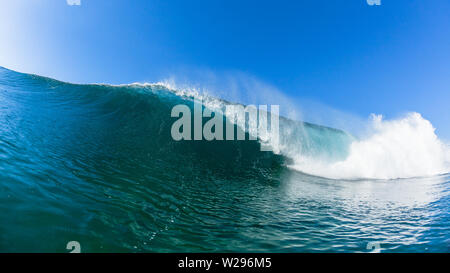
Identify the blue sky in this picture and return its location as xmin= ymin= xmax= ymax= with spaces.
xmin=0 ymin=0 xmax=449 ymax=138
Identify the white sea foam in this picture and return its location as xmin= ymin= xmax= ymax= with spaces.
xmin=289 ymin=113 xmax=450 ymax=180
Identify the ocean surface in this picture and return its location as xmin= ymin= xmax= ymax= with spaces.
xmin=0 ymin=67 xmax=449 ymax=252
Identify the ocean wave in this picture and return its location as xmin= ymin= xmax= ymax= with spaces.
xmin=1 ymin=66 xmax=448 ymax=180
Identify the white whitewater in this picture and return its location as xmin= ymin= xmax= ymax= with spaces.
xmin=289 ymin=113 xmax=450 ymax=180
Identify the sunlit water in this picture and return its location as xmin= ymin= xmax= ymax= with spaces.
xmin=0 ymin=67 xmax=448 ymax=252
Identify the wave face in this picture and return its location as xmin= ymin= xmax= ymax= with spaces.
xmin=0 ymin=67 xmax=449 ymax=252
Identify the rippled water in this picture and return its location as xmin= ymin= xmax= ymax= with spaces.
xmin=0 ymin=67 xmax=448 ymax=252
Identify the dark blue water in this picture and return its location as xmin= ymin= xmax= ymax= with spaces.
xmin=0 ymin=67 xmax=448 ymax=252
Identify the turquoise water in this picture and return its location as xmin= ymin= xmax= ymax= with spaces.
xmin=0 ymin=67 xmax=448 ymax=252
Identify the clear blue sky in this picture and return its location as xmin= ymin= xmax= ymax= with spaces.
xmin=0 ymin=0 xmax=449 ymax=138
